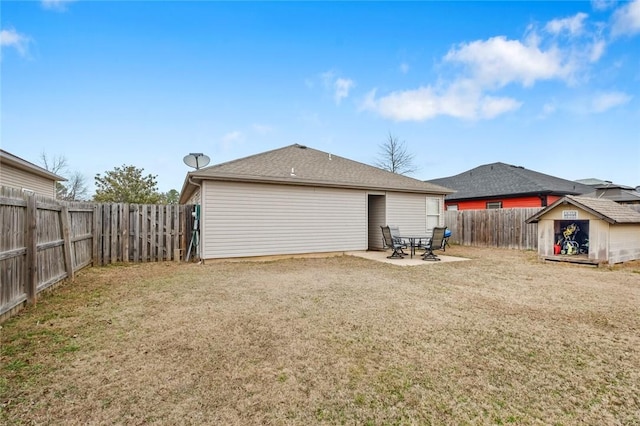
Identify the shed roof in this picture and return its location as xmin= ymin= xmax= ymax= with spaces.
xmin=0 ymin=149 xmax=66 ymax=182
xmin=526 ymin=195 xmax=640 ymax=224
xmin=180 ymin=144 xmax=453 ymax=203
xmin=427 ymin=162 xmax=592 ymax=201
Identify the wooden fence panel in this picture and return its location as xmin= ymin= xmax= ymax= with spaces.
xmin=1 ymin=186 xmax=194 ymax=321
xmin=444 ymin=207 xmax=542 ymax=250
xmin=91 ymin=203 xmax=189 ymax=264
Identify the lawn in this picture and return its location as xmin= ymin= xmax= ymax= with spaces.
xmin=1 ymin=246 xmax=639 ymax=425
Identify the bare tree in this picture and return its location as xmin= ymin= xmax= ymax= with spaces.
xmin=40 ymin=152 xmax=90 ymax=201
xmin=58 ymin=171 xmax=89 ymax=201
xmin=374 ymin=132 xmax=418 ymax=175
xmin=40 ymin=152 xmax=67 ymax=175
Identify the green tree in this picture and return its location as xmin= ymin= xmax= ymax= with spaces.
xmin=94 ymin=165 xmax=162 ymax=203
xmin=161 ymin=189 xmax=180 ymax=205
xmin=374 ymin=132 xmax=418 ymax=175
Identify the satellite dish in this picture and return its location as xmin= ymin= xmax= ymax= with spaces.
xmin=183 ymin=153 xmax=210 ymax=170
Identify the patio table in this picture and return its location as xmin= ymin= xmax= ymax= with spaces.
xmin=399 ymin=235 xmax=430 ymax=258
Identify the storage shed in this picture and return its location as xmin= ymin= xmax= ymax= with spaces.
xmin=526 ymin=195 xmax=640 ymax=265
xmin=179 ymin=144 xmax=453 ymax=261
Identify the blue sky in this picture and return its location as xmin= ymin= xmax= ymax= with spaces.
xmin=2 ymin=0 xmax=639 ymax=195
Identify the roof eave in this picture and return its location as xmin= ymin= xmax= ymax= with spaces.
xmin=525 ymin=196 xmax=617 ymax=224
xmin=448 ymin=190 xmax=555 ymax=202
xmin=0 ymin=150 xmax=67 ymax=182
xmin=188 ymin=173 xmax=453 ymax=195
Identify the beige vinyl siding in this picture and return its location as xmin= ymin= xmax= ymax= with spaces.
xmin=201 ymin=181 xmax=367 ymax=259
xmin=608 ymin=224 xmax=640 ymax=264
xmin=386 ymin=192 xmax=444 ymax=236
xmin=0 ymin=163 xmax=56 ymax=198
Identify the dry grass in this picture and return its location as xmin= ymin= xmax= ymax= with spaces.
xmin=1 ymin=246 xmax=639 ymax=425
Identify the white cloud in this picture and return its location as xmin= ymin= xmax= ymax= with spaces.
xmin=360 ymin=81 xmax=521 ymax=121
xmin=444 ymin=36 xmax=573 ymax=88
xmin=546 ymin=13 xmax=589 ymax=36
xmin=0 ymin=28 xmax=30 ymax=57
xmin=611 ymin=0 xmax=640 ymax=36
xmin=334 ymin=78 xmax=354 ymax=104
xmin=590 ymin=91 xmax=632 ymax=112
xmin=319 ymin=70 xmax=355 ymax=105
xmin=592 ymin=0 xmax=617 ymax=11
xmin=589 ymin=39 xmax=607 ymax=62
xmin=479 ymin=96 xmax=523 ymax=119
xmin=41 ymin=0 xmax=76 ymax=11
xmin=362 ymin=8 xmax=628 ymax=123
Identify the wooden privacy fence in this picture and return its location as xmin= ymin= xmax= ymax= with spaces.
xmin=0 ymin=186 xmax=194 ymax=320
xmin=94 ymin=203 xmax=193 ymax=265
xmin=444 ymin=207 xmax=542 ymax=250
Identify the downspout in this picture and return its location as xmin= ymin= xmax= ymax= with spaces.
xmin=538 ymin=194 xmax=547 ymax=207
xmin=188 ymin=175 xmax=201 ymax=203
xmin=186 ymin=176 xmax=202 ymax=262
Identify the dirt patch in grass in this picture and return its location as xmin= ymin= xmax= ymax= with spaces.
xmin=2 ymin=246 xmax=639 ymax=425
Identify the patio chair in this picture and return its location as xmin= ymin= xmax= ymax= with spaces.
xmin=422 ymin=226 xmax=447 ymax=261
xmin=380 ymin=226 xmax=406 ymax=259
xmin=388 ymin=225 xmax=408 ymax=255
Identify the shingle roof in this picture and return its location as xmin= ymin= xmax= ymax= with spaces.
xmin=180 ymin=144 xmax=453 ymax=202
xmin=526 ymin=195 xmax=640 ymax=224
xmin=582 ymin=188 xmax=640 ymax=203
xmin=426 ymin=162 xmax=593 ymax=201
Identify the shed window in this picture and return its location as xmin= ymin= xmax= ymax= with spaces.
xmin=486 ymin=201 xmax=502 ymax=209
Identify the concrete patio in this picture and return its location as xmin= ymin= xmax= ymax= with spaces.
xmin=346 ymin=250 xmax=470 ymax=266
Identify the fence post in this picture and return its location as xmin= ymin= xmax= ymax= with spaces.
xmin=93 ymin=204 xmax=100 ymax=266
xmin=122 ymin=203 xmax=130 ymax=263
xmin=25 ymin=194 xmax=37 ymax=305
xmin=60 ymin=205 xmax=75 ymax=281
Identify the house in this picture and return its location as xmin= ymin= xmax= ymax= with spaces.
xmin=525 ymin=195 xmax=640 ymax=265
xmin=0 ymin=149 xmax=66 ymax=198
xmin=426 ymin=162 xmax=592 ymax=210
xmin=577 ymin=180 xmax=640 ymax=205
xmin=179 ymin=144 xmax=453 ymax=261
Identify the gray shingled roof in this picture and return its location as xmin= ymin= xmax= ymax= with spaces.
xmin=526 ymin=195 xmax=640 ymax=224
xmin=427 ymin=162 xmax=593 ymax=201
xmin=180 ymin=144 xmax=453 ymax=201
xmin=582 ymin=188 xmax=640 ymax=203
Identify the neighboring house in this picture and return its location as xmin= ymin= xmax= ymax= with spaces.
xmin=526 ymin=195 xmax=640 ymax=265
xmin=426 ymin=162 xmax=592 ymax=210
xmin=179 ymin=144 xmax=453 ymax=261
xmin=576 ymin=180 xmax=640 ymax=205
xmin=0 ymin=149 xmax=66 ymax=198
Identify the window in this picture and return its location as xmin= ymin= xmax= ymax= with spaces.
xmin=447 ymin=204 xmax=458 ymax=211
xmin=426 ymin=197 xmax=441 ymax=230
xmin=486 ymin=201 xmax=502 ymax=209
